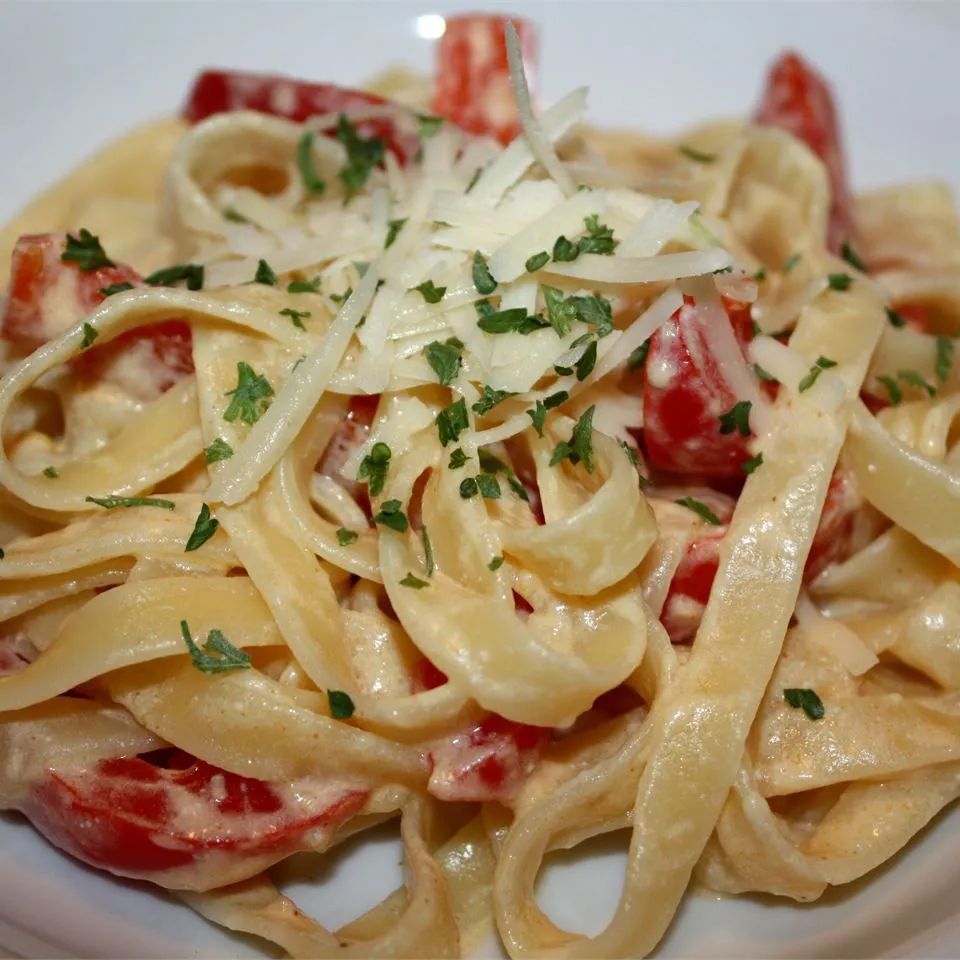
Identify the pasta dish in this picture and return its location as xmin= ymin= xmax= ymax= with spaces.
xmin=1 ymin=13 xmax=959 ymax=958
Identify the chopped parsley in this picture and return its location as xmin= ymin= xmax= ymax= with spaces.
xmin=840 ymin=240 xmax=867 ymax=272
xmin=287 ymin=276 xmax=322 ymax=294
xmin=575 ymin=339 xmax=597 ymax=381
xmin=550 ymin=405 xmax=596 ymax=473
xmin=466 ymin=166 xmax=483 ymax=193
xmin=414 ymin=279 xmax=447 ymax=304
xmin=678 ymin=144 xmax=717 ymax=164
xmin=488 ymin=555 xmax=505 ymax=571
xmin=448 ymin=447 xmax=469 ymax=469
xmin=827 ymin=272 xmax=853 ymax=291
xmin=627 ymin=339 xmax=651 ymax=371
xmin=472 ymin=385 xmax=512 ymax=416
xmin=619 ymin=440 xmax=650 ymax=485
xmin=459 ymin=477 xmax=479 ymax=498
xmin=385 ymin=218 xmax=407 ymax=249
xmin=541 ymin=286 xmax=613 ymax=338
xmin=99 ymin=282 xmax=134 ymax=297
xmin=936 ymin=336 xmax=954 ymax=383
xmin=783 ymin=687 xmax=824 ymax=720
xmin=798 ymin=356 xmax=838 ymax=392
xmin=783 ymin=252 xmax=802 ymax=273
xmin=203 ymin=437 xmax=234 ymax=464
xmin=80 ymin=322 xmax=98 ymax=349
xmin=223 ymin=206 xmax=249 ymax=223
xmin=280 ymin=307 xmax=310 ymax=330
xmin=578 ymin=213 xmax=618 ymax=255
xmin=61 ymin=229 xmax=114 ymax=272
xmin=675 ymin=497 xmax=721 ymax=525
xmin=296 ymin=131 xmax=326 ymax=195
xmin=185 ymin=503 xmax=219 ymax=552
xmin=181 ymin=620 xmax=250 ymax=674
xmin=337 ymin=527 xmax=359 ymax=546
xmin=898 ymin=368 xmax=936 ymax=397
xmin=885 ymin=306 xmax=907 ymax=328
xmin=330 ymin=287 xmax=353 ymax=306
xmin=327 ymin=689 xmax=355 ymax=718
xmin=417 ymin=113 xmax=444 ymax=138
xmin=525 ymin=251 xmax=550 ymax=273
xmin=373 ymin=499 xmax=409 ymax=532
xmin=718 ymin=400 xmax=752 ymax=437
xmin=754 ymin=267 xmax=767 ymax=282
xmin=476 ymin=473 xmax=501 ymax=499
xmin=357 ymin=441 xmax=392 ymax=497
xmin=254 ymin=259 xmax=278 ymax=285
xmin=336 ymin=114 xmax=385 ymax=200
xmin=742 ymin=452 xmax=764 ymax=475
xmin=400 ymin=572 xmax=430 ymax=589
xmin=753 ymin=362 xmax=776 ymax=382
xmin=422 ymin=526 xmax=435 ymax=577
xmin=224 ymin=362 xmax=274 ymax=424
xmin=85 ymin=495 xmax=175 ymax=509
xmin=42 ymin=466 xmax=59 ymax=479
xmin=144 ymin=263 xmax=204 ymax=290
xmin=876 ymin=375 xmax=902 ymax=406
xmin=476 ymin=307 xmax=530 ymax=334
xmin=424 ymin=338 xmax=463 ymax=386
xmin=526 ymin=389 xmax=568 ymax=437
xmin=552 ymin=234 xmax=579 ymax=262
xmin=436 ymin=397 xmax=469 ymax=447
xmin=472 ymin=251 xmax=498 ymax=295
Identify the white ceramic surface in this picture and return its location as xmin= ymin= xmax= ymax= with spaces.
xmin=1 ymin=1 xmax=959 ymax=957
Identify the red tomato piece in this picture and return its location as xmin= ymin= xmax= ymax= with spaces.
xmin=24 ymin=751 xmax=367 ymax=886
xmin=182 ymin=70 xmax=419 ymax=164
xmin=753 ymin=51 xmax=852 ymax=253
xmin=432 ymin=14 xmax=538 ymax=144
xmin=427 ymin=713 xmax=548 ymax=803
xmin=642 ymin=297 xmax=760 ymax=478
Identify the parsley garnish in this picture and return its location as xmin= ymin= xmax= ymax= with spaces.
xmin=144 ymin=264 xmax=204 ymax=290
xmin=62 ymin=229 xmax=113 ymax=272
xmin=885 ymin=307 xmax=907 ymax=328
xmin=185 ymin=503 xmax=219 ymax=552
xmin=42 ymin=466 xmax=59 ymax=479
xmin=80 ymin=322 xmax=98 ymax=349
xmin=336 ymin=114 xmax=385 ymax=200
xmin=85 ymin=495 xmax=174 ymax=510
xmin=472 ymin=385 xmax=512 ymax=415
xmin=459 ymin=477 xmax=478 ymax=498
xmin=424 ymin=338 xmax=463 ymax=386
xmin=385 ymin=218 xmax=407 ymax=249
xmin=476 ymin=307 xmax=546 ymax=335
xmin=436 ymin=397 xmax=469 ymax=447
xmin=798 ymin=356 xmax=838 ymax=392
xmin=718 ymin=400 xmax=752 ymax=437
xmin=526 ymin=389 xmax=568 ymax=437
xmin=619 ymin=440 xmax=650 ymax=485
xmin=550 ymin=405 xmax=595 ymax=473
xmin=898 ymin=369 xmax=936 ymax=397
xmin=448 ymin=447 xmax=469 ymax=469
xmin=742 ymin=452 xmax=764 ymax=474
xmin=576 ymin=340 xmax=597 ymax=381
xmin=840 ymin=240 xmax=867 ymax=272
xmin=414 ymin=279 xmax=447 ymax=304
xmin=357 ymin=442 xmax=391 ymax=497
xmin=525 ymin=251 xmax=550 ymax=273
xmin=542 ymin=286 xmax=575 ymax=337
xmin=628 ymin=339 xmax=651 ymax=371
xmin=783 ymin=687 xmax=824 ymax=720
xmin=181 ymin=620 xmax=250 ymax=674
xmin=254 ymin=259 xmax=278 ymax=285
xmin=204 ymin=437 xmax=234 ymax=464
xmin=827 ymin=272 xmax=853 ymax=291
xmin=675 ymin=497 xmax=721 ymax=525
xmin=754 ymin=267 xmax=767 ymax=282
xmin=476 ymin=473 xmax=501 ymax=499
xmin=417 ymin=114 xmax=444 ymax=138
xmin=99 ymin=282 xmax=134 ymax=297
xmin=472 ymin=251 xmax=498 ymax=294
xmin=422 ymin=526 xmax=435 ymax=577
xmin=280 ymin=307 xmax=310 ymax=330
xmin=541 ymin=286 xmax=613 ymax=338
xmin=288 ymin=276 xmax=322 ymax=294
xmin=327 ymin=689 xmax=355 ymax=718
xmin=373 ymin=499 xmax=408 ymax=532
xmin=400 ymin=572 xmax=430 ymax=589
xmin=223 ymin=362 xmax=274 ymax=424
xmin=876 ymin=375 xmax=903 ymax=406
xmin=488 ymin=555 xmax=505 ymax=571
xmin=466 ymin=166 xmax=483 ymax=192
xmin=678 ymin=144 xmax=717 ymax=164
xmin=330 ymin=287 xmax=353 ymax=306
xmin=578 ymin=214 xmax=618 ymax=255
xmin=753 ymin=362 xmax=776 ymax=382
xmin=296 ymin=131 xmax=326 ymax=195
xmin=337 ymin=527 xmax=359 ymax=546
xmin=552 ymin=235 xmax=579 ymax=262
xmin=783 ymin=253 xmax=801 ymax=273
xmin=936 ymin=336 xmax=954 ymax=383
xmin=223 ymin=206 xmax=249 ymax=223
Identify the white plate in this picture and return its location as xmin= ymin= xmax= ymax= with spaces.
xmin=1 ymin=2 xmax=959 ymax=957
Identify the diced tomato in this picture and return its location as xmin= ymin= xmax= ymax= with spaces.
xmin=427 ymin=713 xmax=549 ymax=803
xmin=804 ymin=470 xmax=863 ymax=581
xmin=642 ymin=297 xmax=763 ymax=478
xmin=753 ymin=51 xmax=851 ymax=253
xmin=893 ymin=303 xmax=930 ymax=334
xmin=432 ymin=14 xmax=537 ymax=144
xmin=182 ymin=70 xmax=419 ymax=164
xmin=24 ymin=750 xmax=366 ymax=885
xmin=412 ymin=656 xmax=449 ymax=692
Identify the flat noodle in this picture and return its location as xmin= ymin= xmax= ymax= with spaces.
xmin=0 ymin=39 xmax=958 ymax=960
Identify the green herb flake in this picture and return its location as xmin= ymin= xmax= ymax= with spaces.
xmin=554 ymin=364 xmax=574 ymax=377
xmin=254 ymin=259 xmax=278 ymax=286
xmin=527 ymin=401 xmax=547 ymax=437
xmin=336 ymin=114 xmax=385 ymax=200
xmin=675 ymin=497 xmax=721 ymax=525
xmin=414 ymin=279 xmax=447 ymax=304
xmin=185 ymin=503 xmax=219 ymax=552
xmin=61 ymin=228 xmax=114 ymax=272
xmin=472 ymin=385 xmax=512 ymax=416
xmin=525 ymin=251 xmax=550 ymax=273
xmin=578 ymin=213 xmax=618 ymax=255
xmin=436 ymin=397 xmax=469 ymax=447
xmin=798 ymin=356 xmax=838 ymax=393
xmin=296 ymin=131 xmax=326 ymax=195
xmin=575 ymin=340 xmax=598 ymax=381
xmin=885 ymin=306 xmax=907 ymax=328
xmin=936 ymin=336 xmax=955 ymax=383
xmin=424 ymin=338 xmax=463 ymax=386
xmin=223 ymin=362 xmax=274 ymax=424
xmin=840 ymin=240 xmax=867 ymax=272
xmin=783 ymin=252 xmax=802 ymax=273
xmin=552 ymin=235 xmax=579 ymax=263
xmin=678 ymin=144 xmax=717 ymax=164
xmin=628 ymin=339 xmax=651 ymax=371
xmin=80 ymin=322 xmax=98 ymax=349
xmin=385 ymin=218 xmax=407 ymax=249
xmin=541 ymin=285 xmax=575 ymax=337
xmin=223 ymin=206 xmax=249 ymax=223
xmin=144 ymin=263 xmax=204 ymax=290
xmin=330 ymin=287 xmax=353 ymax=306
xmin=753 ymin=267 xmax=767 ymax=282
xmin=448 ymin=447 xmax=469 ymax=469
xmin=550 ymin=405 xmax=596 ymax=473
xmin=827 ymin=272 xmax=853 ymax=292
xmin=742 ymin=452 xmax=764 ymax=475
xmin=475 ymin=307 xmax=526 ymax=334
xmin=42 ymin=466 xmax=59 ymax=479
xmin=181 ymin=619 xmax=251 ymax=674
xmin=279 ymin=307 xmax=310 ymax=330
xmin=783 ymin=687 xmax=825 ymax=720
xmin=85 ymin=495 xmax=175 ymax=510
xmin=99 ymin=282 xmax=134 ymax=297
xmin=753 ymin=362 xmax=777 ymax=382
xmin=459 ymin=476 xmax=478 ymax=499
xmin=876 ymin=375 xmax=903 ymax=406
xmin=204 ymin=438 xmax=234 ymax=464
xmin=337 ymin=527 xmax=359 ymax=546
xmin=417 ymin=113 xmax=444 ymax=138
xmin=287 ymin=276 xmax=322 ymax=294
xmin=400 ymin=571 xmax=430 ymax=589
xmin=422 ymin=526 xmax=435 ymax=577
xmin=476 ymin=473 xmax=501 ymax=499
xmin=472 ymin=251 xmax=498 ymax=295
xmin=327 ymin=689 xmax=355 ymax=718
xmin=488 ymin=555 xmax=505 ymax=571
xmin=898 ymin=368 xmax=936 ymax=397
xmin=466 ymin=166 xmax=483 ymax=193
xmin=373 ymin=499 xmax=409 ymax=532
xmin=357 ymin=441 xmax=392 ymax=497
xmin=718 ymin=400 xmax=752 ymax=437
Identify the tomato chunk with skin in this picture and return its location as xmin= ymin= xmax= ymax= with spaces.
xmin=182 ymin=70 xmax=419 ymax=165
xmin=23 ymin=751 xmax=367 ymax=888
xmin=642 ymin=297 xmax=760 ymax=478
xmin=753 ymin=51 xmax=851 ymax=253
xmin=432 ymin=14 xmax=537 ymax=144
